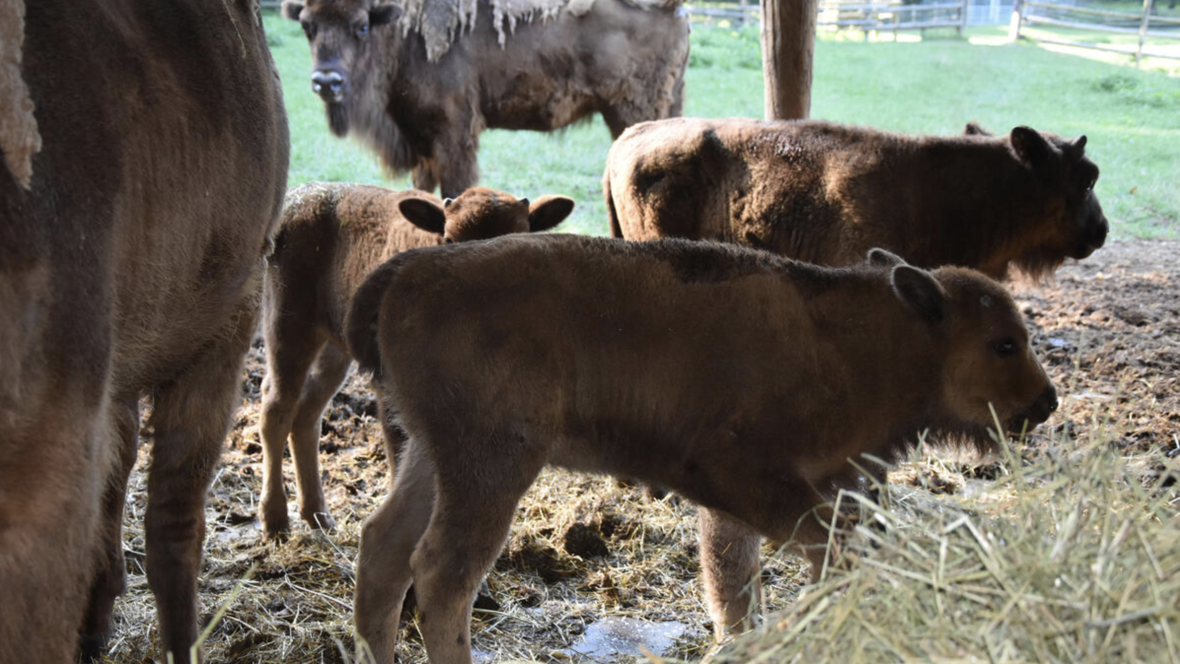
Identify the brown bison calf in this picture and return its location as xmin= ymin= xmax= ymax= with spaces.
xmin=260 ymin=183 xmax=573 ymax=538
xmin=604 ymin=118 xmax=1108 ymax=279
xmin=1 ymin=1 xmax=288 ymax=662
xmin=345 ymin=235 xmax=1057 ymax=663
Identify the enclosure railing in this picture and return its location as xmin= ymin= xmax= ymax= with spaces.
xmin=1009 ymin=0 xmax=1180 ymax=63
xmin=686 ymin=0 xmax=971 ymax=33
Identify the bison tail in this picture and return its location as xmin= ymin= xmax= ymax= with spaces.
xmin=345 ymin=258 xmax=404 ymax=376
xmin=604 ymin=167 xmax=624 ymax=239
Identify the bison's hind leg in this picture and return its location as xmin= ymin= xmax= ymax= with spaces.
xmin=409 ymin=429 xmax=545 ymax=664
xmin=354 ymin=437 xmax=437 ymax=664
xmin=699 ymin=508 xmax=763 ymax=641
xmin=144 ymin=294 xmax=261 ymax=664
xmin=290 ymin=343 xmax=351 ymax=532
xmin=80 ymin=397 xmax=141 ymax=660
xmin=259 ymin=325 xmax=330 ymax=538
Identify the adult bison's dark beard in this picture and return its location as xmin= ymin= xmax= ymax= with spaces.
xmin=326 ymin=102 xmax=349 ymax=137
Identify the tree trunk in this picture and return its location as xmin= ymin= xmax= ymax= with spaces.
xmin=760 ymin=0 xmax=817 ymax=120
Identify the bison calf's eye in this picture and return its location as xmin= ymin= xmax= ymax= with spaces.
xmin=994 ymin=338 xmax=1018 ymax=358
xmin=302 ymin=22 xmax=316 ymax=39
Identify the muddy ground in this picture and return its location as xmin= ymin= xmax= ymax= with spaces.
xmin=102 ymin=239 xmax=1180 ymax=663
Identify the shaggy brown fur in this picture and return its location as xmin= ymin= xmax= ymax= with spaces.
xmin=0 ymin=1 xmax=288 ymax=663
xmin=260 ymin=183 xmax=573 ymax=539
xmin=345 ymin=235 xmax=1057 ymax=663
xmin=282 ymin=0 xmax=689 ymax=197
xmin=604 ymin=118 xmax=1108 ymax=280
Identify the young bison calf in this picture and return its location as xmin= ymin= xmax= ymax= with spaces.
xmin=259 ymin=183 xmax=573 ymax=538
xmin=345 ymin=235 xmax=1057 ymax=664
xmin=604 ymin=118 xmax=1108 ymax=279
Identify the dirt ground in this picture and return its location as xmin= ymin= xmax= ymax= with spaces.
xmin=102 ymin=239 xmax=1180 ymax=664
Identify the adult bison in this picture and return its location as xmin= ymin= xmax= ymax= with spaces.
xmin=0 ymin=1 xmax=288 ymax=663
xmin=604 ymin=118 xmax=1108 ymax=279
xmin=282 ymin=0 xmax=690 ymax=198
xmin=346 ymin=236 xmax=1057 ymax=663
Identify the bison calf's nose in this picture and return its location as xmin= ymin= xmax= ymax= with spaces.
xmin=1026 ymin=386 xmax=1059 ymax=428
xmin=311 ymin=70 xmax=344 ymax=103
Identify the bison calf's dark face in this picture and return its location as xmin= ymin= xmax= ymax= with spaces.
xmin=1009 ymin=127 xmax=1108 ymax=273
xmin=282 ymin=0 xmax=398 ymax=134
xmin=917 ymin=264 xmax=1057 ymax=438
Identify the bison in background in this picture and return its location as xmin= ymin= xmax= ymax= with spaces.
xmin=259 ymin=183 xmax=574 ymax=539
xmin=0 ymin=1 xmax=289 ymax=662
xmin=282 ymin=0 xmax=690 ymax=198
xmin=604 ymin=118 xmax=1108 ymax=279
xmin=345 ymin=235 xmax=1057 ymax=663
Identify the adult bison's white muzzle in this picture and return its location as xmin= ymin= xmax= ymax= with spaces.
xmin=311 ymin=69 xmax=345 ymax=104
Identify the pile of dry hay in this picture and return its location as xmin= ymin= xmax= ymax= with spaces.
xmin=714 ymin=428 xmax=1180 ymax=664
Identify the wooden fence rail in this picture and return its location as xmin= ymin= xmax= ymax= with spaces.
xmin=1010 ymin=0 xmax=1180 ymax=64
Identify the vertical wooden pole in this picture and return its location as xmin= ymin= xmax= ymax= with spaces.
xmin=1008 ymin=0 xmax=1023 ymax=41
xmin=1136 ymin=0 xmax=1153 ymax=66
xmin=760 ymin=0 xmax=817 ymax=120
xmin=959 ymin=0 xmax=969 ymax=34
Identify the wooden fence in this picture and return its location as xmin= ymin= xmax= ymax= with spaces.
xmin=1010 ymin=0 xmax=1180 ymax=63
xmin=687 ymin=0 xmax=971 ymax=33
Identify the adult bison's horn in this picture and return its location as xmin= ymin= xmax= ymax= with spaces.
xmin=311 ymin=70 xmax=345 ymax=104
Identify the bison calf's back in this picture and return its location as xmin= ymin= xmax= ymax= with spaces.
xmin=605 ymin=117 xmax=1108 ymax=279
xmin=347 ymin=236 xmax=1055 ymax=663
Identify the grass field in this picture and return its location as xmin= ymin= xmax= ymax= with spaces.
xmin=264 ymin=14 xmax=1180 ymax=239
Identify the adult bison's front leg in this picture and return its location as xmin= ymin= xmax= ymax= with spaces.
xmin=144 ymin=289 xmax=261 ymax=664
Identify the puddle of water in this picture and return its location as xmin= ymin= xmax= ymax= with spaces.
xmin=565 ymin=617 xmax=687 ymax=661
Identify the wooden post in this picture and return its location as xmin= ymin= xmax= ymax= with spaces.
xmin=1008 ymin=0 xmax=1024 ymax=41
xmin=761 ymin=0 xmax=817 ymax=120
xmin=1136 ymin=0 xmax=1153 ymax=66
xmin=959 ymin=0 xmax=969 ymax=34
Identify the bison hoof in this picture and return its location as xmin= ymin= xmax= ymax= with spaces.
xmin=304 ymin=510 xmax=337 ymax=532
xmin=260 ymin=511 xmax=292 ymax=541
xmin=78 ymin=630 xmax=112 ymax=662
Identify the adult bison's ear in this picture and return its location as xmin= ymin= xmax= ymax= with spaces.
xmin=528 ymin=195 xmax=576 ymax=232
xmin=399 ymin=198 xmax=447 ymax=235
xmin=866 ymin=248 xmax=905 ymax=267
xmin=891 ymin=265 xmax=947 ymax=324
xmin=370 ymin=4 xmax=399 ymax=26
xmin=964 ymin=122 xmax=993 ymax=137
xmin=1010 ymin=126 xmax=1053 ymax=169
xmin=280 ymin=1 xmax=304 ymax=20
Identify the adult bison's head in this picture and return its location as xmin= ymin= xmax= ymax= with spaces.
xmin=282 ymin=0 xmax=398 ymax=136
xmin=1008 ymin=126 xmax=1109 ymax=276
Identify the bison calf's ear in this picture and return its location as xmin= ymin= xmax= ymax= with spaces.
xmin=866 ymin=247 xmax=905 ymax=268
xmin=399 ymin=198 xmax=448 ymax=235
xmin=280 ymin=1 xmax=304 ymax=20
xmin=1066 ymin=135 xmax=1088 ymax=159
xmin=370 ymin=4 xmax=400 ymax=26
xmin=1010 ymin=126 xmax=1053 ymax=170
xmin=528 ymin=195 xmax=576 ymax=232
xmin=964 ymin=122 xmax=992 ymax=137
xmin=891 ymin=265 xmax=947 ymax=324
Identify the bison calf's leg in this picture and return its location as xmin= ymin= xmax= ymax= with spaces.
xmin=259 ymin=328 xmax=329 ymax=538
xmin=409 ymin=436 xmax=544 ymax=664
xmin=354 ymin=439 xmax=436 ymax=663
xmin=290 ymin=343 xmax=351 ymax=532
xmin=80 ymin=398 xmax=140 ymax=659
xmin=145 ymin=296 xmax=260 ymax=664
xmin=699 ymin=508 xmax=763 ymax=640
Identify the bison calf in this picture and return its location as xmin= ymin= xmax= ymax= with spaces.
xmin=605 ymin=118 xmax=1108 ymax=279
xmin=345 ymin=235 xmax=1056 ymax=663
xmin=259 ymin=183 xmax=573 ymax=538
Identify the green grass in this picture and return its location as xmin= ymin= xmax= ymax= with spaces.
xmin=265 ymin=14 xmax=1180 ymax=238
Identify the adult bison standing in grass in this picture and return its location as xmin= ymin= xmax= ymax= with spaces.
xmin=0 ymin=1 xmax=288 ymax=663
xmin=605 ymin=118 xmax=1108 ymax=279
xmin=282 ymin=0 xmax=690 ymax=198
